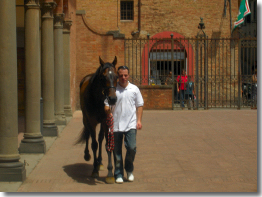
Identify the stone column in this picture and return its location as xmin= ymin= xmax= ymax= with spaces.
xmin=0 ymin=0 xmax=26 ymax=182
xmin=19 ymin=0 xmax=46 ymax=153
xmin=54 ymin=13 xmax=67 ymax=125
xmin=41 ymin=1 xmax=58 ymax=136
xmin=63 ymin=20 xmax=73 ymax=117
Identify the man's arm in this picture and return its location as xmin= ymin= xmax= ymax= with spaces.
xmin=136 ymin=106 xmax=143 ymax=130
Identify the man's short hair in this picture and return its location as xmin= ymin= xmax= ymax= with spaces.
xmin=117 ymin=66 xmax=129 ymax=73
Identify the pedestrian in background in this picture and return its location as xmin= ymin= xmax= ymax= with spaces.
xmin=176 ymin=69 xmax=188 ymax=109
xmin=251 ymin=66 xmax=257 ymax=109
xmin=185 ymin=76 xmax=195 ymax=110
xmin=165 ymin=71 xmax=173 ymax=85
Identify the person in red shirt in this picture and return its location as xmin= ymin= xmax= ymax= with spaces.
xmin=176 ymin=69 xmax=188 ymax=109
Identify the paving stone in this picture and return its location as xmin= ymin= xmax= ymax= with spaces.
xmin=0 ymin=109 xmax=257 ymax=193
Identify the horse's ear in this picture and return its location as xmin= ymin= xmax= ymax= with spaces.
xmin=112 ymin=56 xmax=117 ymax=67
xmin=99 ymin=56 xmax=105 ymax=65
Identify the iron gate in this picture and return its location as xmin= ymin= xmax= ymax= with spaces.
xmin=124 ymin=35 xmax=257 ymax=109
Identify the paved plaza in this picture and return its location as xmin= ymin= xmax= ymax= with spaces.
xmin=0 ymin=109 xmax=258 ymax=193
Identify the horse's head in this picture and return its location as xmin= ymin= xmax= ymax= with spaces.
xmin=99 ymin=56 xmax=118 ymax=105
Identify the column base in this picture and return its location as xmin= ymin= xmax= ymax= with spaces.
xmin=42 ymin=122 xmax=58 ymax=136
xmin=55 ymin=114 xmax=67 ymax=125
xmin=0 ymin=162 xmax=26 ymax=182
xmin=64 ymin=105 xmax=72 ymax=117
xmin=19 ymin=137 xmax=46 ymax=154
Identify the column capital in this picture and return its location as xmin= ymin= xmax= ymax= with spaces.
xmin=41 ymin=2 xmax=57 ymax=19
xmin=54 ymin=13 xmax=65 ymax=29
xmin=63 ymin=20 xmax=72 ymax=33
xmin=25 ymin=0 xmax=40 ymax=9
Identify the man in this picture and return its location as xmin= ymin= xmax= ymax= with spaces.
xmin=105 ymin=65 xmax=144 ymax=184
xmin=177 ymin=69 xmax=188 ymax=109
xmin=185 ymin=76 xmax=195 ymax=110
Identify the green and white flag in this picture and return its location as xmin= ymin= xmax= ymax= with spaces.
xmin=233 ymin=0 xmax=251 ymax=31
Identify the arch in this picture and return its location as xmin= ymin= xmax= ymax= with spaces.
xmin=141 ymin=31 xmax=194 ymax=85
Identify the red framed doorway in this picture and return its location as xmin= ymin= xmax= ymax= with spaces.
xmin=141 ymin=31 xmax=194 ymax=85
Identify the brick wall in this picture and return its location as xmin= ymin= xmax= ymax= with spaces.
xmin=74 ymin=14 xmax=125 ymax=109
xmin=69 ymin=0 xmax=239 ymax=111
xmin=54 ymin=0 xmax=63 ymax=13
xmin=139 ymin=85 xmax=173 ymax=110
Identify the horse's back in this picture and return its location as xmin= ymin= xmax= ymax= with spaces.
xmin=80 ymin=74 xmax=93 ymax=111
xmin=80 ymin=74 xmax=93 ymax=90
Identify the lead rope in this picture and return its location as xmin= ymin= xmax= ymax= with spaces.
xmin=106 ymin=108 xmax=114 ymax=152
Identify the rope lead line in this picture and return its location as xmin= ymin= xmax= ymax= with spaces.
xmin=106 ymin=113 xmax=114 ymax=152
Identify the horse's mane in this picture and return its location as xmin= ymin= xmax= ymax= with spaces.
xmin=93 ymin=63 xmax=114 ymax=81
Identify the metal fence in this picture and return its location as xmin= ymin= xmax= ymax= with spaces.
xmin=124 ymin=36 xmax=257 ymax=109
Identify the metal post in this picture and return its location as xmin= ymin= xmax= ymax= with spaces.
xmin=171 ymin=34 xmax=174 ymax=109
xmin=204 ymin=36 xmax=208 ymax=109
xmin=238 ymin=39 xmax=241 ymax=109
xmin=196 ymin=38 xmax=199 ymax=110
xmin=147 ymin=34 xmax=150 ymax=85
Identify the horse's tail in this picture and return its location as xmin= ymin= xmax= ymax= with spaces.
xmin=74 ymin=127 xmax=87 ymax=145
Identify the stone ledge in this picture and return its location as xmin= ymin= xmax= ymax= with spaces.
xmin=138 ymin=85 xmax=173 ymax=89
xmin=76 ymin=10 xmax=86 ymax=15
xmin=106 ymin=31 xmax=125 ymax=39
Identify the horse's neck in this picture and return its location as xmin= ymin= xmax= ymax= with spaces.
xmin=89 ymin=78 xmax=104 ymax=104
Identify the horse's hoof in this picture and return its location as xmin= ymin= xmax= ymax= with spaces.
xmin=98 ymin=164 xmax=104 ymax=171
xmin=91 ymin=171 xmax=99 ymax=178
xmin=84 ymin=154 xmax=91 ymax=161
xmin=105 ymin=177 xmax=115 ymax=184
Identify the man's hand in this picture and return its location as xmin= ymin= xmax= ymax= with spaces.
xmin=136 ymin=106 xmax=143 ymax=130
xmin=137 ymin=121 xmax=142 ymax=130
xmin=104 ymin=105 xmax=111 ymax=115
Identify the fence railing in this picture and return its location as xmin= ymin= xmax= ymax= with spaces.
xmin=125 ymin=36 xmax=257 ymax=109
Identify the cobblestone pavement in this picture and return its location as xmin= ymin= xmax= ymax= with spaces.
xmin=6 ymin=110 xmax=259 ymax=193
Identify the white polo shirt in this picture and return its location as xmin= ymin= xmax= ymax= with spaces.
xmin=105 ymin=82 xmax=144 ymax=132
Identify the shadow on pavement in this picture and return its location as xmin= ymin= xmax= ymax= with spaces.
xmin=63 ymin=163 xmax=106 ymax=185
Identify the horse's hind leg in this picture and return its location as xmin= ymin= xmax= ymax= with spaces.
xmin=90 ymin=129 xmax=99 ymax=178
xmin=82 ymin=116 xmax=91 ymax=161
xmin=84 ymin=128 xmax=91 ymax=161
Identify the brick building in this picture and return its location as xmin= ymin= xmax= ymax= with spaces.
xmin=72 ymin=0 xmax=238 ymax=110
xmin=0 ymin=0 xmax=257 ymax=182
xmin=15 ymin=0 xmax=257 ymax=113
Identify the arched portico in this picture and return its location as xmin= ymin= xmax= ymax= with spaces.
xmin=141 ymin=31 xmax=194 ymax=85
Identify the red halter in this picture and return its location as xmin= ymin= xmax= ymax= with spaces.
xmin=106 ymin=113 xmax=114 ymax=152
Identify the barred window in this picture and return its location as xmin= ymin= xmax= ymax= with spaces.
xmin=120 ymin=1 xmax=134 ymax=20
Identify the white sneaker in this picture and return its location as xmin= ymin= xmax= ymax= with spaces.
xmin=127 ymin=172 xmax=134 ymax=182
xmin=115 ymin=177 xmax=123 ymax=184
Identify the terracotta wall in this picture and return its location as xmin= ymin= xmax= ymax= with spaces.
xmin=69 ymin=0 xmax=239 ymax=111
xmin=139 ymin=86 xmax=173 ymax=110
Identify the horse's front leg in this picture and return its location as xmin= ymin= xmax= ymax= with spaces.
xmin=102 ymin=122 xmax=115 ymax=184
xmin=97 ymin=124 xmax=105 ymax=171
xmin=105 ymin=149 xmax=115 ymax=184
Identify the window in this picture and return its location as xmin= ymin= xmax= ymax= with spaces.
xmin=120 ymin=1 xmax=134 ymax=20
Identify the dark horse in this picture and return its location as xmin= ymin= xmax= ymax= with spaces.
xmin=76 ymin=56 xmax=118 ymax=184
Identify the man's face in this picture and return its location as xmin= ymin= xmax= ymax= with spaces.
xmin=118 ymin=69 xmax=129 ymax=87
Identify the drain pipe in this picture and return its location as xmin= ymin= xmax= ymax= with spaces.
xmin=131 ymin=0 xmax=141 ymax=36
